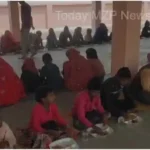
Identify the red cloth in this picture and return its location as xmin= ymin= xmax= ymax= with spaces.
xmin=29 ymin=103 xmax=67 ymax=133
xmin=63 ymin=48 xmax=93 ymax=91
xmin=22 ymin=58 xmax=38 ymax=73
xmin=0 ymin=57 xmax=26 ymax=106
xmin=87 ymin=59 xmax=105 ymax=77
xmin=72 ymin=91 xmax=105 ymax=127
xmin=1 ymin=31 xmax=19 ymax=53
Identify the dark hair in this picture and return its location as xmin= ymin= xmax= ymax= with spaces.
xmin=42 ymin=53 xmax=52 ymax=64
xmin=116 ymin=67 xmax=131 ymax=79
xmin=87 ymin=28 xmax=92 ymax=33
xmin=64 ymin=26 xmax=69 ymax=31
xmin=145 ymin=20 xmax=150 ymax=27
xmin=87 ymin=77 xmax=103 ymax=91
xmin=86 ymin=48 xmax=98 ymax=59
xmin=35 ymin=86 xmax=53 ymax=103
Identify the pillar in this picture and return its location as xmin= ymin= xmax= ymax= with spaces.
xmin=92 ymin=1 xmax=101 ymax=32
xmin=8 ymin=1 xmax=20 ymax=41
xmin=47 ymin=4 xmax=53 ymax=28
xmin=111 ymin=1 xmax=142 ymax=76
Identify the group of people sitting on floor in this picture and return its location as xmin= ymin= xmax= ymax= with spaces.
xmin=48 ymin=23 xmax=111 ymax=49
xmin=0 ymin=47 xmax=150 ymax=148
xmin=0 ymin=23 xmax=112 ymax=55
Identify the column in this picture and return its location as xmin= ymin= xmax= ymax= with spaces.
xmin=46 ymin=4 xmax=53 ymax=28
xmin=111 ymin=1 xmax=142 ymax=76
xmin=92 ymin=1 xmax=101 ymax=32
xmin=8 ymin=1 xmax=20 ymax=41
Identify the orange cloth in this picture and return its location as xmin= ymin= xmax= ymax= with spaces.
xmin=63 ymin=48 xmax=93 ymax=91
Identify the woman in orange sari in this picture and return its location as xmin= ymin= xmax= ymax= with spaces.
xmin=0 ymin=30 xmax=20 ymax=54
xmin=63 ymin=48 xmax=93 ymax=91
xmin=0 ymin=57 xmax=25 ymax=106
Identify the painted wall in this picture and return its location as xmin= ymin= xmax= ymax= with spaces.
xmin=0 ymin=1 xmax=148 ymax=34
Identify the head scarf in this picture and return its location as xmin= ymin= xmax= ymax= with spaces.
xmin=22 ymin=58 xmax=38 ymax=73
xmin=64 ymin=48 xmax=93 ymax=91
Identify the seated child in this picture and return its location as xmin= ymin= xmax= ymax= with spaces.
xmin=73 ymin=27 xmax=84 ymax=46
xmin=21 ymin=58 xmax=41 ymax=93
xmin=84 ymin=28 xmax=93 ymax=44
xmin=30 ymin=31 xmax=44 ymax=57
xmin=30 ymin=86 xmax=75 ymax=139
xmin=101 ymin=67 xmax=136 ymax=120
xmin=59 ymin=26 xmax=73 ymax=48
xmin=0 ymin=118 xmax=16 ymax=148
xmin=72 ymin=77 xmax=108 ymax=131
xmin=40 ymin=53 xmax=63 ymax=90
xmin=46 ymin=28 xmax=58 ymax=50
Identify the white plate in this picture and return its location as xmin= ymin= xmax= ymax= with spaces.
xmin=50 ymin=137 xmax=79 ymax=149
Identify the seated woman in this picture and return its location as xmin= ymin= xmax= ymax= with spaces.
xmin=59 ymin=26 xmax=73 ymax=48
xmin=63 ymin=48 xmax=93 ymax=91
xmin=0 ymin=57 xmax=25 ymax=106
xmin=21 ymin=58 xmax=41 ymax=93
xmin=84 ymin=28 xmax=93 ymax=44
xmin=101 ymin=67 xmax=136 ymax=120
xmin=73 ymin=27 xmax=84 ymax=46
xmin=93 ymin=23 xmax=109 ymax=44
xmin=130 ymin=53 xmax=150 ymax=104
xmin=30 ymin=86 xmax=72 ymax=137
xmin=72 ymin=77 xmax=108 ymax=131
xmin=40 ymin=53 xmax=63 ymax=90
xmin=46 ymin=28 xmax=58 ymax=50
xmin=0 ymin=117 xmax=16 ymax=148
xmin=86 ymin=48 xmax=105 ymax=79
xmin=0 ymin=30 xmax=20 ymax=55
xmin=130 ymin=66 xmax=150 ymax=105
xmin=141 ymin=20 xmax=150 ymax=38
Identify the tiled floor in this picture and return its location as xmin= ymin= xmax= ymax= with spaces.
xmin=1 ymin=39 xmax=150 ymax=148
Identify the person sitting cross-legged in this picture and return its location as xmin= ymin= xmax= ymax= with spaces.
xmin=40 ymin=53 xmax=63 ymax=91
xmin=101 ymin=67 xmax=136 ymax=121
xmin=29 ymin=86 xmax=77 ymax=140
xmin=72 ymin=77 xmax=108 ymax=133
xmin=46 ymin=28 xmax=59 ymax=50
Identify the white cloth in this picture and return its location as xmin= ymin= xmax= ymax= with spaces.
xmin=0 ymin=121 xmax=16 ymax=148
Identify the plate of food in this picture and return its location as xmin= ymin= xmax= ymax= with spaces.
xmin=49 ymin=137 xmax=79 ymax=149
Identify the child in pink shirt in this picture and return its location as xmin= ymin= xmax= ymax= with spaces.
xmin=72 ymin=77 xmax=108 ymax=130
xmin=30 ymin=86 xmax=68 ymax=137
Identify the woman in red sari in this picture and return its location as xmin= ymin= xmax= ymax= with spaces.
xmin=63 ymin=48 xmax=93 ymax=91
xmin=0 ymin=30 xmax=20 ymax=54
xmin=0 ymin=57 xmax=25 ymax=106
